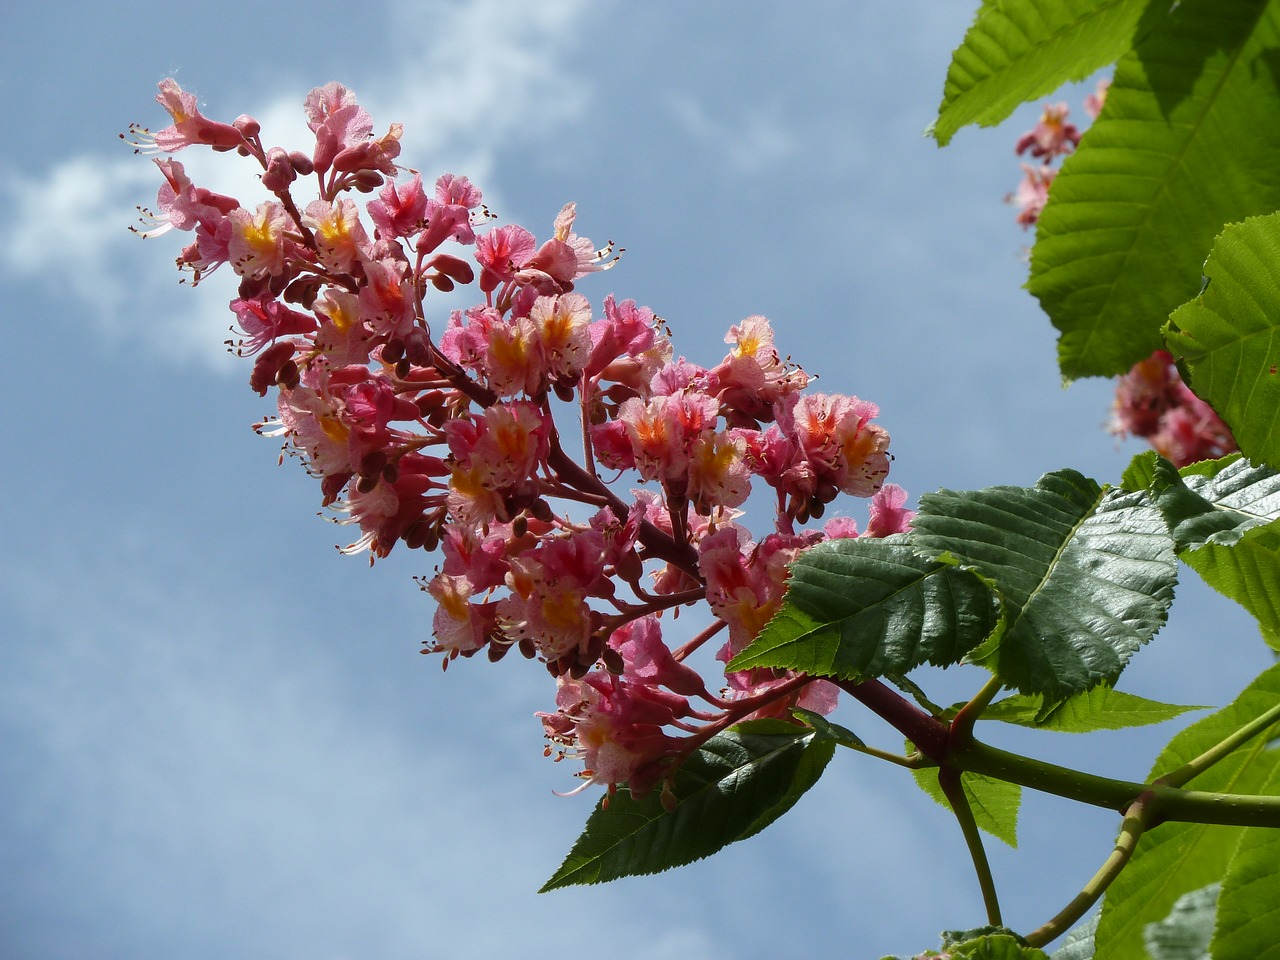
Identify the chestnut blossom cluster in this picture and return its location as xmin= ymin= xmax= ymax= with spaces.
xmin=1110 ymin=350 xmax=1236 ymax=467
xmin=128 ymin=79 xmax=910 ymax=802
xmin=1007 ymin=81 xmax=1106 ymax=228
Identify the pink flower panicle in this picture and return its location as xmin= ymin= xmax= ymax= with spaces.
xmin=1110 ymin=350 xmax=1236 ymax=467
xmin=1006 ymin=80 xmax=1106 ymax=229
xmin=131 ymin=79 xmax=908 ymax=800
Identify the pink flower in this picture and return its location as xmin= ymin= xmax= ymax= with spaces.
xmin=302 ymin=198 xmax=371 ymax=273
xmin=417 ymin=174 xmax=485 ymax=250
xmin=529 ymin=292 xmax=593 ymax=384
xmin=1014 ymin=102 xmax=1080 ymax=159
xmin=865 ymin=483 xmax=915 ymax=538
xmin=711 ymin=316 xmax=810 ymax=421
xmin=227 ymin=202 xmax=292 ymax=277
xmin=145 ymin=79 xmax=247 ymax=153
xmin=1009 ymin=163 xmax=1056 ymax=228
xmin=476 ymin=223 xmax=537 ymax=284
xmin=784 ymin=392 xmax=891 ymax=498
xmin=368 ymin=174 xmax=430 ymax=240
xmin=1084 ymin=79 xmax=1111 ymax=121
xmin=356 ymin=257 xmax=416 ymax=340
xmin=1112 ymin=350 xmax=1236 ymax=467
xmin=228 ymin=295 xmax=317 ymax=356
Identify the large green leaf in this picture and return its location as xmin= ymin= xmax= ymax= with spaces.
xmin=1026 ymin=0 xmax=1280 ymax=380
xmin=933 ymin=0 xmax=1150 ymax=146
xmin=1213 ymin=775 xmax=1280 ymax=960
xmin=727 ymin=536 xmax=1000 ymax=680
xmin=1165 ymin=213 xmax=1280 ymax=468
xmin=1094 ymin=663 xmax=1280 ymax=960
xmin=910 ymin=470 xmax=1177 ymax=699
xmin=981 ymin=684 xmax=1202 ymax=733
xmin=540 ymin=720 xmax=834 ymax=891
xmin=910 ymin=767 xmax=1022 ymax=848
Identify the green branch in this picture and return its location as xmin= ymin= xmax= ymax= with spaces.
xmin=953 ymin=739 xmax=1280 ymax=827
xmin=938 ymin=766 xmax=1003 ymax=927
xmin=1023 ymin=792 xmax=1155 ymax=949
xmin=1155 ymin=701 xmax=1280 ymax=789
xmin=950 ymin=675 xmax=1004 ymax=747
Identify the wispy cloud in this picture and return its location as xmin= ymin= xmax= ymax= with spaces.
xmin=669 ymin=94 xmax=797 ymax=176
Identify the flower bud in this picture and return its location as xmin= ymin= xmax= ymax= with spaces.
xmin=283 ymin=274 xmax=323 ymax=309
xmin=381 ymin=339 xmax=405 ymax=364
xmin=287 ymin=150 xmax=314 ymax=176
xmin=404 ymin=328 xmax=433 ymax=366
xmin=261 ymin=147 xmax=296 ymax=191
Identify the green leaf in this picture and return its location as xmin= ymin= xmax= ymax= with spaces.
xmin=932 ymin=0 xmax=1150 ymax=146
xmin=540 ymin=720 xmax=834 ymax=891
xmin=1050 ymin=914 xmax=1099 ymax=960
xmin=1146 ymin=454 xmax=1280 ymax=551
xmin=1143 ymin=883 xmax=1219 ymax=960
xmin=911 ymin=469 xmax=1178 ymax=699
xmin=1165 ymin=213 xmax=1280 ymax=468
xmin=1209 ymin=743 xmax=1280 ymax=959
xmin=1026 ymin=0 xmax=1280 ymax=380
xmin=950 ymin=935 xmax=1051 ymax=960
xmin=981 ymin=685 xmax=1203 ymax=732
xmin=1183 ymin=521 xmax=1280 ymax=651
xmin=1119 ymin=450 xmax=1162 ymax=493
xmin=884 ymin=930 xmax=1041 ymax=960
xmin=790 ymin=707 xmax=866 ymax=750
xmin=1094 ymin=663 xmax=1280 ymax=959
xmin=1124 ymin=453 xmax=1280 ymax=650
xmin=910 ymin=767 xmax=1022 ymax=848
xmin=727 ymin=536 xmax=1001 ymax=681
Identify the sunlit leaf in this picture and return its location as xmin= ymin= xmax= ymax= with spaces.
xmin=1122 ymin=453 xmax=1280 ymax=650
xmin=933 ymin=0 xmax=1150 ymax=146
xmin=1094 ymin=664 xmax=1280 ymax=959
xmin=1183 ymin=523 xmax=1280 ymax=651
xmin=1165 ymin=213 xmax=1280 ymax=469
xmin=1027 ymin=0 xmax=1280 ymax=380
xmin=1213 ymin=816 xmax=1280 ymax=959
xmin=981 ymin=685 xmax=1202 ymax=732
xmin=1145 ymin=454 xmax=1280 ymax=551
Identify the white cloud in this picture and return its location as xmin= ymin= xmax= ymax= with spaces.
xmin=0 ymin=0 xmax=600 ymax=373
xmin=669 ymin=94 xmax=797 ymax=176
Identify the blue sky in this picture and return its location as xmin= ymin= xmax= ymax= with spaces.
xmin=2 ymin=2 xmax=1274 ymax=958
